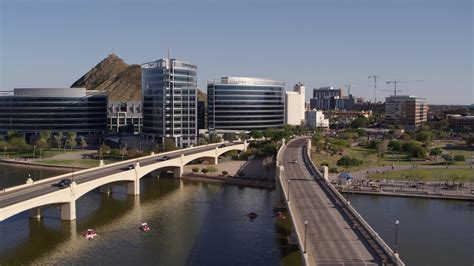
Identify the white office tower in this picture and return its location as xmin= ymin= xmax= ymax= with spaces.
xmin=285 ymin=82 xmax=306 ymax=125
xmin=141 ymin=58 xmax=198 ymax=148
xmin=305 ymin=109 xmax=329 ymax=129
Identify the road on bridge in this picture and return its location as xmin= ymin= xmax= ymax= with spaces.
xmin=0 ymin=142 xmax=240 ymax=210
xmin=281 ymin=138 xmax=395 ymax=265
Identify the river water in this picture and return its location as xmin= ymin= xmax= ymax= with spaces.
xmin=1 ymin=165 xmax=473 ymax=265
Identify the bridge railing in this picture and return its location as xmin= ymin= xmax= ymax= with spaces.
xmin=2 ymin=141 xmax=245 ymax=193
xmin=302 ymin=139 xmax=405 ymax=266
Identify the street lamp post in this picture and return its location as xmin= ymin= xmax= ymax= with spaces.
xmin=71 ymin=164 xmax=74 ymax=182
xmin=304 ymin=220 xmax=308 ymax=254
xmin=394 ymin=220 xmax=400 ymax=255
xmin=287 ymin=179 xmax=290 ymax=202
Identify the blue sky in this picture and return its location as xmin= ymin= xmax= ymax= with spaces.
xmin=1 ymin=0 xmax=472 ymax=104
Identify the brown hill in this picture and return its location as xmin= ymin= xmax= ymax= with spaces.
xmin=72 ymin=54 xmax=207 ymax=102
xmin=71 ymin=54 xmax=141 ymax=101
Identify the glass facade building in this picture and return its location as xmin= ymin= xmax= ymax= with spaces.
xmin=0 ymin=88 xmax=107 ymax=134
xmin=141 ymin=58 xmax=197 ymax=148
xmin=207 ymin=77 xmax=285 ymax=130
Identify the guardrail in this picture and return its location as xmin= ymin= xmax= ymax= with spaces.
xmin=302 ymin=139 xmax=405 ymax=266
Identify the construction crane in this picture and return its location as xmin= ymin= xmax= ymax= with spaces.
xmin=368 ymin=75 xmax=379 ymax=102
xmin=344 ymin=84 xmax=355 ymax=96
xmin=385 ymin=80 xmax=422 ymax=96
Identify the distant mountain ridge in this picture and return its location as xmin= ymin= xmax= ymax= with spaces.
xmin=71 ymin=54 xmax=206 ymax=102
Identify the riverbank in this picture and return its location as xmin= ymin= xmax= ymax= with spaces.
xmin=181 ymin=174 xmax=275 ymax=189
xmin=339 ymin=187 xmax=474 ymax=201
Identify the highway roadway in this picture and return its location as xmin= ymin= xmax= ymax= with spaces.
xmin=281 ymin=138 xmax=390 ymax=265
xmin=0 ymin=142 xmax=239 ymax=209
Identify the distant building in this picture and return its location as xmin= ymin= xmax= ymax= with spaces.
xmin=446 ymin=114 xmax=474 ymax=131
xmin=141 ymin=58 xmax=198 ymax=148
xmin=385 ymin=95 xmax=428 ymax=129
xmin=197 ymin=100 xmax=207 ymax=130
xmin=323 ymin=110 xmax=372 ymax=126
xmin=107 ymin=101 xmax=142 ymax=134
xmin=0 ymin=88 xmax=107 ymax=135
xmin=337 ymin=172 xmax=353 ymax=185
xmin=310 ymin=87 xmax=342 ymax=110
xmin=208 ymin=77 xmax=285 ymax=130
xmin=285 ymin=83 xmax=305 ymax=125
xmin=305 ymin=109 xmax=329 ymax=129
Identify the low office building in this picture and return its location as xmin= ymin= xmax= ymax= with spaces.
xmin=385 ymin=95 xmax=428 ymax=129
xmin=285 ymin=83 xmax=306 ymax=125
xmin=305 ymin=109 xmax=329 ymax=129
xmin=107 ymin=101 xmax=142 ymax=134
xmin=0 ymin=88 xmax=107 ymax=135
xmin=446 ymin=114 xmax=474 ymax=131
xmin=208 ymin=77 xmax=285 ymax=130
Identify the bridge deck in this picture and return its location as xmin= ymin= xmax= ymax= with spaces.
xmin=281 ymin=138 xmax=394 ymax=265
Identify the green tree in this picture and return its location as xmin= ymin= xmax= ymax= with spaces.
xmin=8 ymin=137 xmax=30 ymax=151
xmin=206 ymin=166 xmax=218 ymax=174
xmin=388 ymin=140 xmax=402 ymax=152
xmin=250 ymin=130 xmax=263 ymax=139
xmin=66 ymin=132 xmax=77 ymax=150
xmin=201 ymin=168 xmax=209 ymax=175
xmin=209 ymin=133 xmax=222 ymax=144
xmin=416 ymin=130 xmax=433 ymax=145
xmin=223 ymin=132 xmax=236 ymax=142
xmin=350 ymin=115 xmax=369 ymax=128
xmin=158 ymin=137 xmax=177 ymax=152
xmin=261 ymin=142 xmax=277 ymax=157
xmin=429 ymin=147 xmax=443 ymax=160
xmin=410 ymin=145 xmax=427 ymax=158
xmin=336 ymin=156 xmax=363 ymax=167
xmin=192 ymin=167 xmax=200 ymax=174
xmin=55 ymin=132 xmax=64 ymax=150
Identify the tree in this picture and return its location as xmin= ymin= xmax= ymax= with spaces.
xmin=66 ymin=132 xmax=77 ymax=150
xmin=263 ymin=128 xmax=275 ymax=139
xmin=237 ymin=170 xmax=245 ymax=177
xmin=377 ymin=140 xmax=388 ymax=159
xmin=336 ymin=156 xmax=363 ymax=167
xmin=223 ymin=132 xmax=236 ymax=142
xmin=201 ymin=168 xmax=209 ymax=175
xmin=368 ymin=139 xmax=382 ymax=150
xmin=159 ymin=137 xmax=177 ymax=152
xmin=410 ymin=145 xmax=427 ymax=158
xmin=261 ymin=142 xmax=277 ymax=157
xmin=250 ymin=130 xmax=263 ymax=139
xmin=79 ymin=137 xmax=88 ymax=149
xmin=453 ymin=155 xmax=466 ymax=161
xmin=416 ymin=130 xmax=433 ymax=145
xmin=388 ymin=140 xmax=402 ymax=152
xmin=429 ymin=147 xmax=443 ymax=160
xmin=8 ymin=137 xmax=30 ymax=151
xmin=55 ymin=132 xmax=64 ymax=150
xmin=222 ymin=170 xmax=229 ymax=176
xmin=350 ymin=115 xmax=369 ymax=128
xmin=209 ymin=133 xmax=222 ymax=144
xmin=237 ymin=132 xmax=249 ymax=140
xmin=192 ymin=167 xmax=200 ymax=174
xmin=99 ymin=143 xmax=111 ymax=156
xmin=35 ymin=138 xmax=49 ymax=150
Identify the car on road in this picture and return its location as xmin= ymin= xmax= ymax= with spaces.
xmin=128 ymin=164 xmax=135 ymax=170
xmin=158 ymin=155 xmax=171 ymax=161
xmin=218 ymin=144 xmax=225 ymax=148
xmin=290 ymin=160 xmax=298 ymax=164
xmin=53 ymin=179 xmax=72 ymax=189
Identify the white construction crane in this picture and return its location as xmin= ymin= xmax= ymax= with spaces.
xmin=385 ymin=80 xmax=422 ymax=96
xmin=368 ymin=75 xmax=379 ymax=102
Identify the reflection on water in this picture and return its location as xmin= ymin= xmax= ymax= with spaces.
xmin=0 ymin=163 xmax=68 ymax=188
xmin=0 ymin=173 xmax=283 ymax=265
xmin=345 ymin=193 xmax=474 ymax=266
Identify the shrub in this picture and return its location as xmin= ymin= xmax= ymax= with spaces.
xmin=192 ymin=167 xmax=199 ymax=173
xmin=222 ymin=171 xmax=229 ymax=176
xmin=201 ymin=168 xmax=209 ymax=174
xmin=336 ymin=156 xmax=363 ymax=167
xmin=388 ymin=140 xmax=401 ymax=152
xmin=454 ymin=155 xmax=466 ymax=161
xmin=368 ymin=140 xmax=382 ymax=150
xmin=237 ymin=170 xmax=245 ymax=177
xmin=206 ymin=166 xmax=218 ymax=173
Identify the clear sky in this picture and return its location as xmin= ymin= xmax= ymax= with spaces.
xmin=1 ymin=0 xmax=472 ymax=104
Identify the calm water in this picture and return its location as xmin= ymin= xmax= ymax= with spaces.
xmin=0 ymin=165 xmax=284 ymax=265
xmin=345 ymin=193 xmax=474 ymax=266
xmin=0 ymin=163 xmax=68 ymax=189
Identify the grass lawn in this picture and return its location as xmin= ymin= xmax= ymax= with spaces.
xmin=312 ymin=145 xmax=472 ymax=173
xmin=368 ymin=168 xmax=474 ymax=182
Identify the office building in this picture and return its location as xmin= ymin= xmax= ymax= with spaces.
xmin=446 ymin=114 xmax=474 ymax=131
xmin=141 ymin=58 xmax=197 ymax=148
xmin=285 ymin=83 xmax=305 ymax=125
xmin=310 ymin=87 xmax=342 ymax=110
xmin=107 ymin=101 xmax=142 ymax=134
xmin=197 ymin=100 xmax=207 ymax=130
xmin=0 ymin=88 xmax=107 ymax=135
xmin=208 ymin=77 xmax=285 ymax=130
xmin=385 ymin=95 xmax=428 ymax=129
xmin=305 ymin=109 xmax=329 ymax=129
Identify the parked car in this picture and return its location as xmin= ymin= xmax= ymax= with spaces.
xmin=53 ymin=179 xmax=72 ymax=189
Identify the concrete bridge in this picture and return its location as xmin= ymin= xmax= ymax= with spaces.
xmin=276 ymin=137 xmax=404 ymax=266
xmin=0 ymin=141 xmax=248 ymax=222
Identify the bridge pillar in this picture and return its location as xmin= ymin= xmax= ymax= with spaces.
xmin=29 ymin=207 xmax=42 ymax=219
xmin=322 ymin=166 xmax=329 ymax=181
xmin=61 ymin=201 xmax=76 ymax=221
xmin=173 ymin=166 xmax=184 ymax=178
xmin=127 ymin=180 xmax=140 ymax=195
xmin=243 ymin=140 xmax=248 ymax=151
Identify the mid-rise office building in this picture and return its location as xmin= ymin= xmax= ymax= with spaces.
xmin=446 ymin=114 xmax=474 ymax=131
xmin=285 ymin=83 xmax=305 ymax=125
xmin=0 ymin=88 xmax=107 ymax=135
xmin=197 ymin=100 xmax=207 ymax=130
xmin=141 ymin=58 xmax=197 ymax=148
xmin=305 ymin=109 xmax=329 ymax=129
xmin=208 ymin=77 xmax=285 ymax=130
xmin=310 ymin=87 xmax=342 ymax=110
xmin=107 ymin=101 xmax=142 ymax=134
xmin=385 ymin=95 xmax=428 ymax=129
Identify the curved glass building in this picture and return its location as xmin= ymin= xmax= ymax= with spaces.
xmin=0 ymin=88 xmax=107 ymax=135
xmin=207 ymin=77 xmax=285 ymax=130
